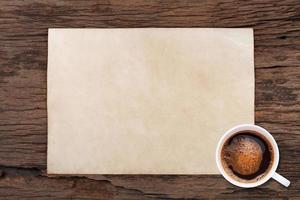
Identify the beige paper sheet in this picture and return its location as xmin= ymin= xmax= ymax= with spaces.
xmin=47 ymin=28 xmax=254 ymax=174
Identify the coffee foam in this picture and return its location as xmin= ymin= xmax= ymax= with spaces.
xmin=224 ymin=135 xmax=263 ymax=175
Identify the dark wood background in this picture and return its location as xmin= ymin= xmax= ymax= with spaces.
xmin=0 ymin=0 xmax=300 ymax=199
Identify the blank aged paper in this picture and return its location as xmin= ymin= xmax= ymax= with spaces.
xmin=47 ymin=28 xmax=254 ymax=174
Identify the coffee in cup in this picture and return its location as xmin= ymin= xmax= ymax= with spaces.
xmin=221 ymin=131 xmax=273 ymax=183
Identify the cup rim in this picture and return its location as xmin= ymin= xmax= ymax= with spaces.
xmin=216 ymin=124 xmax=279 ymax=188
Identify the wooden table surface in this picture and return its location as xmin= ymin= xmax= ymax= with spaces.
xmin=0 ymin=0 xmax=300 ymax=199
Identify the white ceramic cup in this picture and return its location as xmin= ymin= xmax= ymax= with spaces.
xmin=216 ymin=124 xmax=290 ymax=188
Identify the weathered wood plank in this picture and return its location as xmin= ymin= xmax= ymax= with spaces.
xmin=0 ymin=0 xmax=299 ymax=199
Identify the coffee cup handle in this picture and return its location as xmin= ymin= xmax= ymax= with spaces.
xmin=272 ymin=172 xmax=290 ymax=187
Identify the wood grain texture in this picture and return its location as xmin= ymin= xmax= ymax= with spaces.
xmin=0 ymin=0 xmax=299 ymax=199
